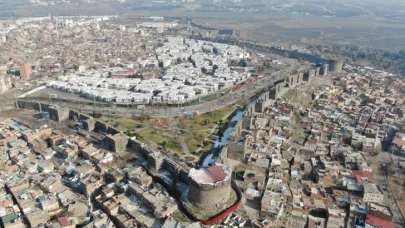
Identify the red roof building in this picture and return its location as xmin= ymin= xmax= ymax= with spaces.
xmin=392 ymin=137 xmax=405 ymax=147
xmin=351 ymin=170 xmax=374 ymax=184
xmin=143 ymin=72 xmax=158 ymax=80
xmin=57 ymin=217 xmax=73 ymax=228
xmin=366 ymin=214 xmax=395 ymax=228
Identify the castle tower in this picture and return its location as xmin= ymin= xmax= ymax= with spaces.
xmin=188 ymin=164 xmax=232 ymax=208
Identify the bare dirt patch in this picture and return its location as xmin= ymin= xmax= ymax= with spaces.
xmin=149 ymin=118 xmax=171 ymax=128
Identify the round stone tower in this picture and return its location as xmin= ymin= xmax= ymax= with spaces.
xmin=328 ymin=58 xmax=344 ymax=72
xmin=188 ymin=164 xmax=232 ymax=208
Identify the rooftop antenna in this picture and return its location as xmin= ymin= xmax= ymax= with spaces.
xmin=55 ymin=20 xmax=59 ymax=39
xmin=120 ymin=30 xmax=123 ymax=57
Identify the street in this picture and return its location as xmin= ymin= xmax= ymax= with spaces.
xmin=372 ymin=151 xmax=405 ymax=228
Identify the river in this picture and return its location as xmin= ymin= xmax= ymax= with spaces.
xmin=201 ymin=88 xmax=263 ymax=167
xmin=202 ymin=110 xmax=244 ymax=167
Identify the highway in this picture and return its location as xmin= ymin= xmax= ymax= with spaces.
xmin=18 ymin=58 xmax=305 ymax=117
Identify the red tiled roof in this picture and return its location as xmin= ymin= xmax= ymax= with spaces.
xmin=352 ymin=170 xmax=374 ymax=183
xmin=352 ymin=170 xmax=373 ymax=179
xmin=366 ymin=214 xmax=395 ymax=228
xmin=392 ymin=137 xmax=405 ymax=146
xmin=57 ymin=217 xmax=70 ymax=227
xmin=206 ymin=165 xmax=226 ymax=182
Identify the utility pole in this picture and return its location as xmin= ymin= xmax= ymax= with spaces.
xmin=217 ymin=88 xmax=220 ymax=109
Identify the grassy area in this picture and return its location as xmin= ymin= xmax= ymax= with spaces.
xmin=98 ymin=115 xmax=118 ymax=122
xmin=184 ymin=134 xmax=212 ymax=154
xmin=96 ymin=99 xmax=238 ymax=156
xmin=137 ymin=128 xmax=183 ymax=155
xmin=234 ymin=94 xmax=251 ymax=106
xmin=184 ymin=136 xmax=200 ymax=154
xmin=98 ymin=117 xmax=146 ymax=132
xmin=177 ymin=105 xmax=234 ymax=132
xmin=100 ymin=116 xmax=182 ymax=155
xmin=170 ymin=211 xmax=192 ymax=223
xmin=115 ymin=118 xmax=144 ymax=130
xmin=176 ymin=105 xmax=235 ymax=155
xmin=282 ymin=89 xmax=298 ymax=100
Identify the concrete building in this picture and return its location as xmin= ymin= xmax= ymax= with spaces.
xmin=328 ymin=58 xmax=344 ymax=72
xmin=25 ymin=209 xmax=50 ymax=227
xmin=369 ymin=203 xmax=393 ymax=222
xmin=308 ymin=213 xmax=327 ymax=228
xmin=226 ymin=141 xmax=246 ymax=160
xmin=19 ymin=62 xmax=32 ymax=80
xmin=319 ymin=64 xmax=329 ymax=76
xmin=0 ymin=75 xmax=12 ymax=93
xmin=188 ymin=164 xmax=232 ymax=208
xmin=103 ymin=133 xmax=128 ymax=152
xmin=363 ymin=183 xmax=384 ymax=204
xmin=48 ymin=106 xmax=69 ymax=122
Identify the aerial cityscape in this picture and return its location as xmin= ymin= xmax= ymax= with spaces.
xmin=0 ymin=0 xmax=405 ymax=228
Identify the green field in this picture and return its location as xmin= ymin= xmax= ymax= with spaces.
xmin=176 ymin=106 xmax=233 ymax=132
xmin=97 ymin=116 xmax=183 ymax=154
xmin=176 ymin=105 xmax=234 ymax=153
xmin=137 ymin=128 xmax=183 ymax=155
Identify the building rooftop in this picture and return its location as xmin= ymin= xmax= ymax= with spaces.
xmin=189 ymin=164 xmax=231 ymax=184
xmin=366 ymin=214 xmax=395 ymax=228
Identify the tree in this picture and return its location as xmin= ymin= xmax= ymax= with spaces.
xmin=374 ymin=141 xmax=383 ymax=155
xmin=161 ymin=141 xmax=167 ymax=151
xmin=92 ymin=111 xmax=102 ymax=118
xmin=202 ymin=119 xmax=209 ymax=125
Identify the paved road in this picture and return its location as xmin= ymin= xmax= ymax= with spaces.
xmin=372 ymin=151 xmax=405 ymax=227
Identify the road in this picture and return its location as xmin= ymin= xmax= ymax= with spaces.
xmin=17 ymin=58 xmax=305 ymax=117
xmin=372 ymin=151 xmax=405 ymax=228
xmin=168 ymin=115 xmax=190 ymax=154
